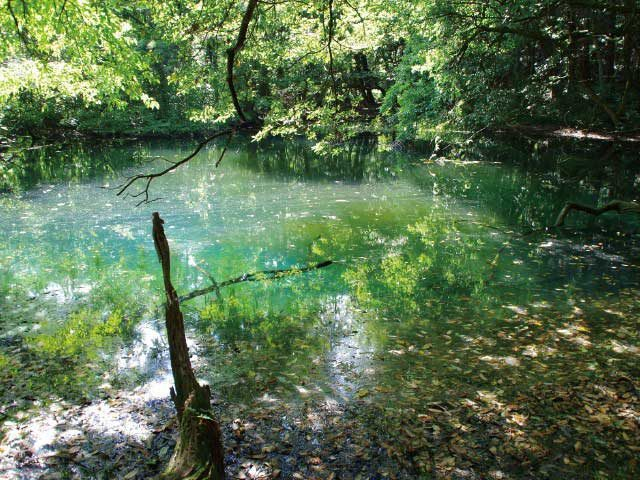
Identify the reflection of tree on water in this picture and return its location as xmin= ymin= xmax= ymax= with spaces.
xmin=2 ymin=136 xmax=640 ymax=479
xmin=410 ymin=140 xmax=640 ymax=233
xmin=326 ymin=197 xmax=640 ymax=394
xmin=1 ymin=142 xmax=146 ymax=192
xmin=238 ymin=136 xmax=405 ymax=183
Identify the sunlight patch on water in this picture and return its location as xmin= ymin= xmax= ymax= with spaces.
xmin=116 ymin=321 xmax=166 ymax=372
xmin=136 ymin=373 xmax=175 ymax=401
xmin=321 ymin=295 xmax=373 ymax=400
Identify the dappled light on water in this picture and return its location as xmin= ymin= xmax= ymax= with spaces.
xmin=1 ymin=138 xmax=639 ymax=478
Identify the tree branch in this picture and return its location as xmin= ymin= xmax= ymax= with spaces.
xmin=226 ymin=0 xmax=259 ymax=122
xmin=555 ymin=200 xmax=640 ymax=226
xmin=578 ymin=81 xmax=620 ymax=127
xmin=6 ymin=0 xmax=39 ymax=56
xmin=116 ymin=128 xmax=234 ymax=203
xmin=180 ymin=260 xmax=334 ymax=303
xmin=191 ymin=262 xmax=223 ymax=302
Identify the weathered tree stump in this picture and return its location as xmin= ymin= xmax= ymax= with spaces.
xmin=152 ymin=212 xmax=224 ymax=480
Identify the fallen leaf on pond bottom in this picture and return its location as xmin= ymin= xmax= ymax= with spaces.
xmin=356 ymin=389 xmax=369 ymax=398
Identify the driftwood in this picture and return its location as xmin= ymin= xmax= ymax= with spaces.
xmin=554 ymin=200 xmax=640 ymax=226
xmin=152 ymin=212 xmax=224 ymax=480
xmin=180 ymin=260 xmax=334 ymax=304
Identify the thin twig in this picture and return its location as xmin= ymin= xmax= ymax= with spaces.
xmin=215 ymin=130 xmax=235 ymax=168
xmin=116 ymin=128 xmax=234 ymax=204
xmin=191 ymin=262 xmax=223 ymax=302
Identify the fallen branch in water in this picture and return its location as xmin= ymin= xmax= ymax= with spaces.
xmin=180 ymin=260 xmax=334 ymax=303
xmin=555 ymin=200 xmax=640 ymax=227
xmin=191 ymin=261 xmax=222 ymax=302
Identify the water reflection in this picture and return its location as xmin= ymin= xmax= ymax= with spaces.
xmin=0 ymin=136 xmax=639 ymax=409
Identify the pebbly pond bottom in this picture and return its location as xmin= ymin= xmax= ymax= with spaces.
xmin=0 ymin=137 xmax=639 ymax=479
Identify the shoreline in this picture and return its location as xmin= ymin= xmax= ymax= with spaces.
xmin=4 ymin=123 xmax=640 ymax=152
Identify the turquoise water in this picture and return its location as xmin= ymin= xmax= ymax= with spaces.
xmin=1 ymin=138 xmax=639 ymax=395
xmin=0 ymin=137 xmax=639 ymax=477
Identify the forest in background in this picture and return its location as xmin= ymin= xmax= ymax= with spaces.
xmin=1 ymin=0 xmax=639 ymax=151
xmin=2 ymin=3 xmax=640 ymax=479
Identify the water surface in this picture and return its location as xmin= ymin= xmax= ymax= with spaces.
xmin=1 ymin=136 xmax=639 ymax=478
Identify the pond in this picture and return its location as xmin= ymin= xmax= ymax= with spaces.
xmin=1 ymin=136 xmax=639 ymax=479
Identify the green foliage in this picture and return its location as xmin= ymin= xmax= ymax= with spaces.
xmin=30 ymin=308 xmax=133 ymax=358
xmin=344 ymin=211 xmax=488 ymax=316
xmin=380 ymin=37 xmax=444 ymax=141
xmin=2 ymin=1 xmax=638 ymax=143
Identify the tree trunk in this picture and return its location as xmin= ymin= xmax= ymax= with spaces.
xmin=622 ymin=0 xmax=634 ymax=85
xmin=226 ymin=0 xmax=259 ymax=123
xmin=353 ymin=52 xmax=378 ymax=115
xmin=152 ymin=212 xmax=225 ymax=480
xmin=603 ymin=9 xmax=616 ymax=80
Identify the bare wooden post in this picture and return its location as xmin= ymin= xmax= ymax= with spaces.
xmin=152 ymin=212 xmax=225 ymax=480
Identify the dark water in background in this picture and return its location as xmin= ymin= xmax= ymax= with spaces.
xmin=1 ymin=135 xmax=639 ymax=409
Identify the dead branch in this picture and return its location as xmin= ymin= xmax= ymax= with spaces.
xmin=152 ymin=212 xmax=224 ymax=480
xmin=214 ymin=132 xmax=232 ymax=168
xmin=579 ymin=81 xmax=620 ymax=127
xmin=554 ymin=200 xmax=640 ymax=226
xmin=191 ymin=262 xmax=223 ymax=302
xmin=180 ymin=260 xmax=334 ymax=303
xmin=116 ymin=128 xmax=234 ymax=204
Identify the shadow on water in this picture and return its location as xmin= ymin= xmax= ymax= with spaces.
xmin=0 ymin=134 xmax=639 ymax=478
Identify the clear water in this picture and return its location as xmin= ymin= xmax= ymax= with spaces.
xmin=1 ymin=136 xmax=639 ymax=411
